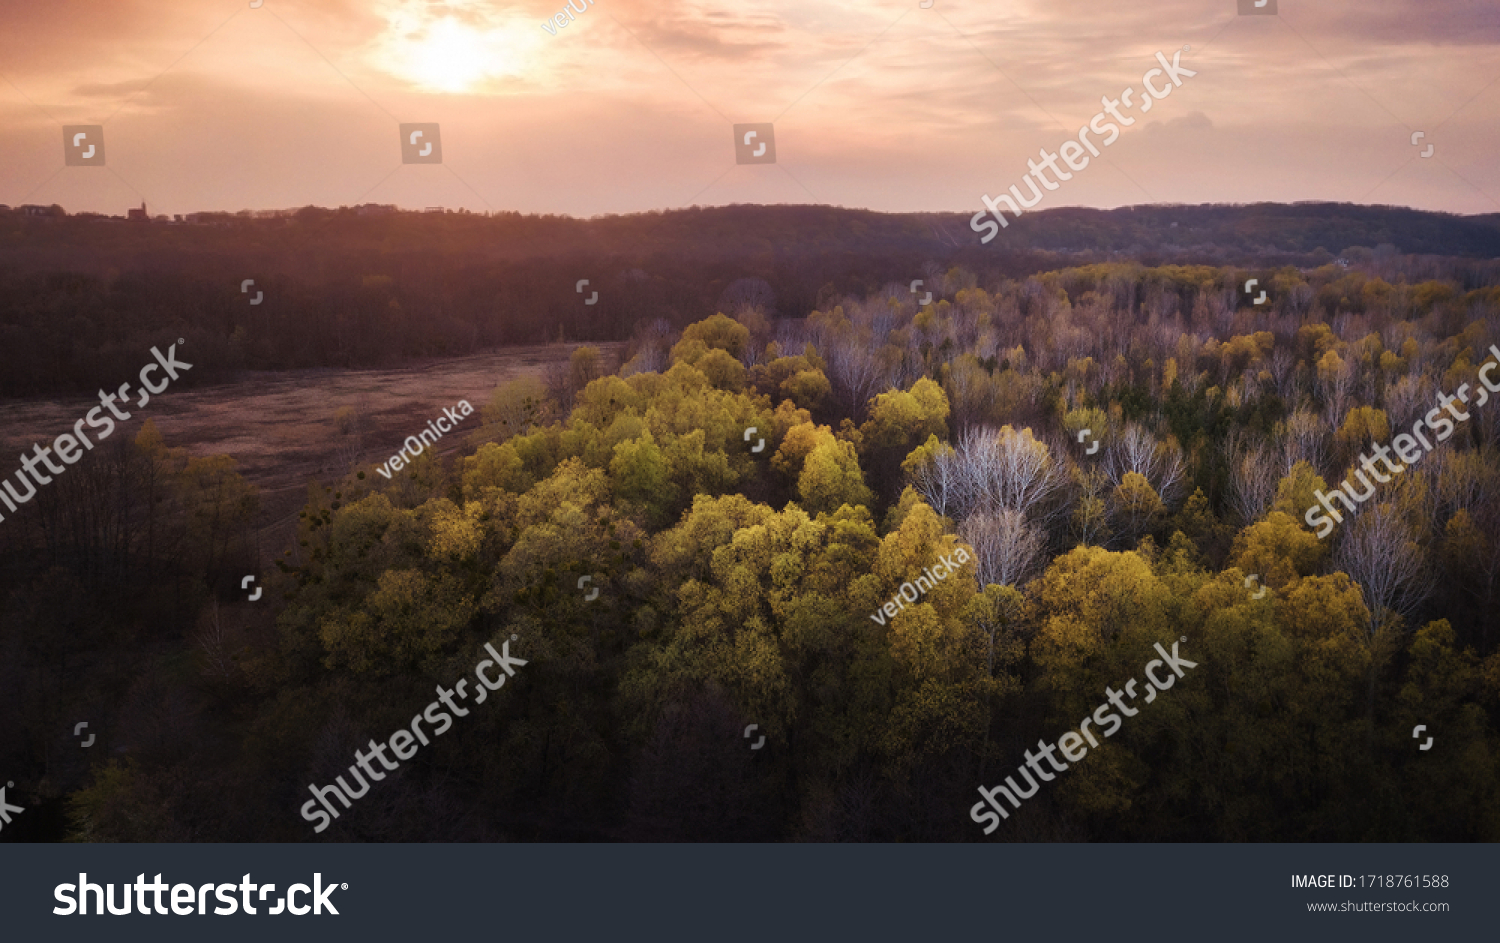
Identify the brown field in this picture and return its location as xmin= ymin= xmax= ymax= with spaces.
xmin=0 ymin=342 xmax=624 ymax=549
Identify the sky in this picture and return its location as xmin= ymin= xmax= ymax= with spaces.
xmin=1 ymin=0 xmax=1497 ymax=220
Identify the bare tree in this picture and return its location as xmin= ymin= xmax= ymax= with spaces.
xmin=1285 ymin=282 xmax=1315 ymax=318
xmin=960 ymin=508 xmax=1044 ymax=588
xmin=1318 ymin=352 xmax=1357 ymax=427
xmin=716 ymin=277 xmax=776 ymax=317
xmin=1105 ymin=424 xmax=1186 ymax=507
xmin=1382 ymin=373 xmax=1429 ymax=434
xmin=195 ymin=599 xmax=237 ymax=682
xmin=953 ymin=425 xmax=1070 ymax=526
xmin=908 ymin=440 xmax=963 ymax=520
xmin=824 ymin=330 xmax=889 ymax=419
xmin=622 ymin=344 xmax=667 ymax=377
xmin=1268 ymin=346 xmax=1298 ymax=403
xmin=1333 ymin=502 xmax=1432 ymax=640
xmin=1229 ymin=442 xmax=1279 ymax=523
xmin=623 ymin=318 xmax=673 ymax=376
xmin=543 ymin=359 xmax=573 ymax=412
xmin=773 ymin=319 xmax=811 ymax=358
xmin=1279 ymin=409 xmax=1332 ymax=477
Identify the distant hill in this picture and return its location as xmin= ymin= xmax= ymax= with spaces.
xmin=3 ymin=201 xmax=1498 ymax=267
xmin=973 ymin=202 xmax=1500 ymax=259
xmin=1 ymin=200 xmax=1496 ymax=398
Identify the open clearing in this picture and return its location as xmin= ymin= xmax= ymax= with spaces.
xmin=0 ymin=342 xmax=624 ymax=549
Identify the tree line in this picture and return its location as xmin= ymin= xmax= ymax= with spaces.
xmin=4 ymin=201 xmax=1498 ymax=398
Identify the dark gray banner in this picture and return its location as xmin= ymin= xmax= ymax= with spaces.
xmin=0 ymin=843 xmax=1489 ymax=942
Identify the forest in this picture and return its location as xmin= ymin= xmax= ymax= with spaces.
xmin=1 ymin=216 xmax=1499 ymax=841
xmin=3 ymin=200 xmax=1499 ymax=398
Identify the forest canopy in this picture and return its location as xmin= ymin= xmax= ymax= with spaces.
xmin=3 ymin=246 xmax=1500 ymax=842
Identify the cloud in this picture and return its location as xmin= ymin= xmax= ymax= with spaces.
xmin=70 ymin=79 xmax=157 ymax=99
xmin=1145 ymin=110 xmax=1214 ymax=134
xmin=1 ymin=0 xmax=1496 ymax=217
xmin=1320 ymin=0 xmax=1500 ymax=47
xmin=612 ymin=8 xmax=789 ymax=62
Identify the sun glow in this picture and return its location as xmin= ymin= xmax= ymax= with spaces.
xmin=371 ymin=2 xmax=538 ymax=94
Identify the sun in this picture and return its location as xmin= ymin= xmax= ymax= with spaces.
xmin=371 ymin=2 xmax=537 ymax=94
xmin=404 ymin=17 xmax=492 ymax=93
